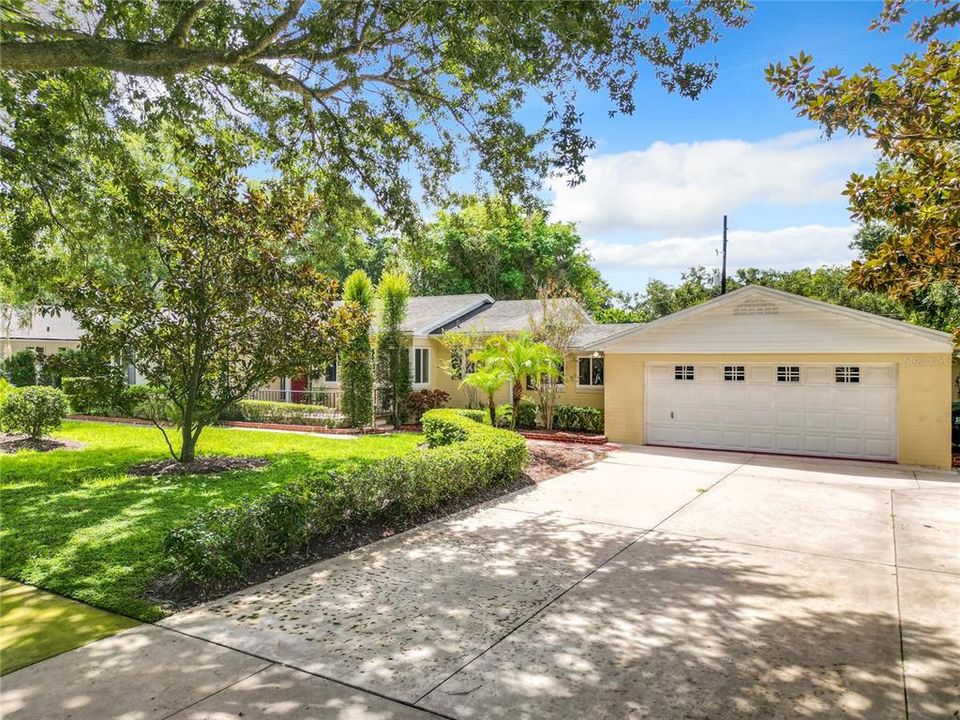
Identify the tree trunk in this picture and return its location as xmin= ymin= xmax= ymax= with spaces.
xmin=512 ymin=381 xmax=522 ymax=429
xmin=487 ymin=395 xmax=497 ymax=426
xmin=180 ymin=423 xmax=196 ymax=463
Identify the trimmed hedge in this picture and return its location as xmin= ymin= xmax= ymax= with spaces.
xmin=553 ymin=405 xmax=604 ymax=433
xmin=221 ymin=399 xmax=342 ymax=428
xmin=62 ymin=377 xmax=162 ymax=419
xmin=163 ymin=409 xmax=527 ymax=584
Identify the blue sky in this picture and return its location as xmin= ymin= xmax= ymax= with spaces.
xmin=542 ymin=1 xmax=930 ymax=293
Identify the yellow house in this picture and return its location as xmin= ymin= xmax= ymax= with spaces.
xmin=589 ymin=286 xmax=955 ymax=470
xmin=4 ymin=287 xmax=955 ymax=468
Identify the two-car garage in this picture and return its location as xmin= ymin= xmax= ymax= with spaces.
xmin=644 ymin=362 xmax=898 ymax=461
xmin=594 ymin=286 xmax=955 ymax=469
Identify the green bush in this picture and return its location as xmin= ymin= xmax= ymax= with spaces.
xmin=0 ymin=385 xmax=70 ymax=439
xmin=221 ymin=399 xmax=342 ymax=428
xmin=456 ymin=408 xmax=489 ymax=425
xmin=119 ymin=384 xmax=157 ymax=417
xmin=60 ymin=375 xmax=133 ymax=416
xmin=515 ymin=400 xmax=538 ymax=429
xmin=495 ymin=403 xmax=513 ymax=428
xmin=0 ymin=377 xmax=12 ymax=405
xmin=2 ymin=350 xmax=37 ymax=387
xmin=553 ymin=405 xmax=604 ymax=433
xmin=164 ymin=408 xmax=527 ymax=584
xmin=404 ymin=389 xmax=449 ymax=422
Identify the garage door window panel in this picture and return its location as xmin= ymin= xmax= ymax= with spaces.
xmin=835 ymin=366 xmax=860 ymax=383
xmin=674 ymin=365 xmax=695 ymax=381
xmin=723 ymin=365 xmax=745 ymax=382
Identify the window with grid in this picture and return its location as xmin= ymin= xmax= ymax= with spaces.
xmin=834 ymin=366 xmax=860 ymax=383
xmin=723 ymin=365 xmax=745 ymax=382
xmin=777 ymin=366 xmax=800 ymax=383
xmin=578 ymin=357 xmax=604 ymax=387
xmin=411 ymin=348 xmax=429 ymax=384
xmin=674 ymin=365 xmax=695 ymax=381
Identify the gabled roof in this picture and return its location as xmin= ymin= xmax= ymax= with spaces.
xmin=402 ymin=294 xmax=493 ymax=335
xmin=1 ymin=306 xmax=82 ymax=341
xmin=584 ymin=285 xmax=953 ymax=354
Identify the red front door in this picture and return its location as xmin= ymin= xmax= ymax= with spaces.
xmin=290 ymin=376 xmax=308 ymax=403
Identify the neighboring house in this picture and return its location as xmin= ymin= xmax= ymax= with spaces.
xmin=0 ymin=307 xmax=141 ymax=385
xmin=1 ymin=307 xmax=82 ymax=360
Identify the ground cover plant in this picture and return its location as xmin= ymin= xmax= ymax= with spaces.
xmin=0 ymin=420 xmax=421 ymax=621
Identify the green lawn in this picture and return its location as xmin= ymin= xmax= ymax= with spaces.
xmin=0 ymin=421 xmax=421 ymax=621
xmin=0 ymin=578 xmax=140 ymax=674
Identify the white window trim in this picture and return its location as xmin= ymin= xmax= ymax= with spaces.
xmin=411 ymin=347 xmax=430 ymax=387
xmin=576 ymin=355 xmax=605 ymax=390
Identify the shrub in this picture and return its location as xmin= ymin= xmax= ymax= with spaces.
xmin=221 ymin=399 xmax=342 ymax=428
xmin=0 ymin=378 xmax=12 ymax=405
xmin=60 ymin=375 xmax=132 ymax=416
xmin=164 ymin=408 xmax=527 ymax=584
xmin=495 ymin=403 xmax=513 ymax=428
xmin=1 ymin=386 xmax=70 ymax=439
xmin=118 ymin=384 xmax=157 ymax=417
xmin=2 ymin=350 xmax=37 ymax=387
xmin=552 ymin=405 xmax=604 ymax=433
xmin=404 ymin=389 xmax=450 ymax=422
xmin=515 ymin=400 xmax=538 ymax=429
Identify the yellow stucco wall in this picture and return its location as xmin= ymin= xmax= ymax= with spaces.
xmin=603 ymin=352 xmax=953 ymax=470
xmin=429 ymin=339 xmax=605 ymax=410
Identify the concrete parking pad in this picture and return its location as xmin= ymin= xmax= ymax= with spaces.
xmin=0 ymin=624 xmax=268 ymax=720
xmin=893 ymin=489 xmax=960 ymax=574
xmin=166 ymin=665 xmax=439 ymax=720
xmin=733 ymin=455 xmax=919 ymax=489
xmin=162 ymin=506 xmax=640 ymax=701
xmin=496 ymin=460 xmax=727 ymax=529
xmin=422 ymin=534 xmax=905 ymax=719
xmin=657 ymin=473 xmax=897 ymax=564
xmin=897 ymin=568 xmax=960 ymax=720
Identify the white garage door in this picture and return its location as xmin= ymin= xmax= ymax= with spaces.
xmin=645 ymin=363 xmax=897 ymax=461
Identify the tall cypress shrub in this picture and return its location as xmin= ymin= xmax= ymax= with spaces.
xmin=375 ymin=271 xmax=411 ymax=427
xmin=340 ymin=270 xmax=374 ymax=428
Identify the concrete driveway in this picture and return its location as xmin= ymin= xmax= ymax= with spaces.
xmin=3 ymin=447 xmax=958 ymax=720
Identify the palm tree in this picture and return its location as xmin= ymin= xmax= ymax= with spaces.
xmin=470 ymin=333 xmax=561 ymax=428
xmin=461 ymin=365 xmax=508 ymax=426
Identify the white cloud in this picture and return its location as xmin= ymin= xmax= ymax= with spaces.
xmin=551 ymin=131 xmax=874 ymax=235
xmin=584 ymin=224 xmax=858 ymax=272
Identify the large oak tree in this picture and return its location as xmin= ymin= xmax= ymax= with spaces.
xmin=1 ymin=1 xmax=750 ymax=248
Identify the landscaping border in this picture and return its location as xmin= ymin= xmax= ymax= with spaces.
xmin=219 ymin=420 xmax=387 ymax=435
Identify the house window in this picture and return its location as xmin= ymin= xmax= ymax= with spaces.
xmin=674 ymin=365 xmax=695 ymax=381
xmin=413 ymin=348 xmax=429 ymax=384
xmin=323 ymin=361 xmax=337 ymax=383
xmin=835 ymin=366 xmax=860 ymax=383
xmin=777 ymin=366 xmax=800 ymax=383
xmin=527 ymin=359 xmax=565 ymax=390
xmin=723 ymin=365 xmax=745 ymax=382
xmin=578 ymin=356 xmax=604 ymax=387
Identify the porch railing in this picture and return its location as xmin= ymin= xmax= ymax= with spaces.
xmin=246 ymin=387 xmax=390 ymax=415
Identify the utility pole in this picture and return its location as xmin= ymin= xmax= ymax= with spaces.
xmin=720 ymin=214 xmax=728 ymax=295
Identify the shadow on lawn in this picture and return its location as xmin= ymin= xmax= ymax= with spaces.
xmin=0 ymin=447 xmax=353 ymax=621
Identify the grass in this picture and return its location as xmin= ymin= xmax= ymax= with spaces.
xmin=0 ymin=578 xmax=139 ymax=675
xmin=0 ymin=420 xmax=422 ymax=622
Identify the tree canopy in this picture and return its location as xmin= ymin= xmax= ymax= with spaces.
xmin=64 ymin=136 xmax=355 ymax=462
xmin=406 ymin=196 xmax=614 ymax=312
xmin=1 ymin=1 xmax=750 ymax=238
xmin=766 ymin=0 xmax=959 ymax=303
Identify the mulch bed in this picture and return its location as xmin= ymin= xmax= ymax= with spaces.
xmin=525 ymin=439 xmax=611 ymax=482
xmin=0 ymin=434 xmax=86 ymax=454
xmin=126 ymin=456 xmax=270 ymax=477
xmin=519 ymin=429 xmax=608 ymax=445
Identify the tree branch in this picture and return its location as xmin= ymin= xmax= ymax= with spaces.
xmin=168 ymin=0 xmax=212 ymax=48
xmin=233 ymin=0 xmax=305 ymax=60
